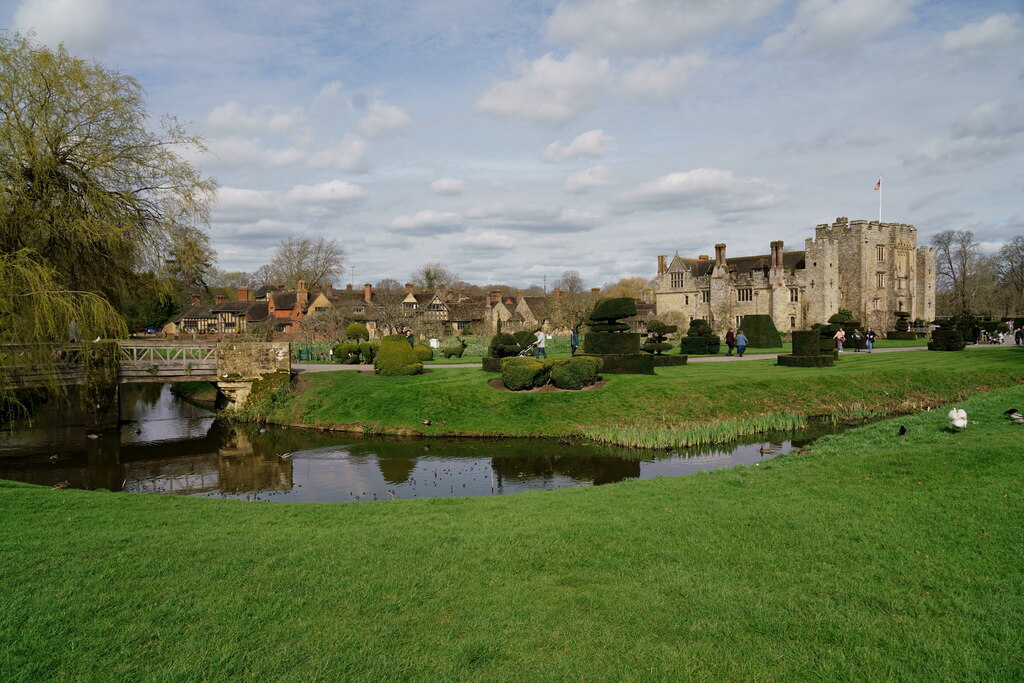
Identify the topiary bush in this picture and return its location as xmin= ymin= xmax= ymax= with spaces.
xmin=642 ymin=319 xmax=677 ymax=355
xmin=550 ymin=356 xmax=603 ymax=390
xmin=501 ymin=357 xmax=547 ymax=390
xmin=381 ymin=333 xmax=407 ymax=344
xmin=346 ymin=323 xmax=369 ymax=341
xmin=928 ymin=325 xmax=966 ymax=351
xmin=678 ymin=335 xmax=720 ymax=355
xmin=358 ymin=342 xmax=378 ymax=363
xmin=488 ymin=332 xmax=521 ymax=359
xmin=584 ymin=333 xmax=640 ymax=355
xmin=738 ymin=315 xmax=781 ymax=348
xmin=687 ymin=319 xmax=713 ymax=337
xmin=588 ymin=297 xmax=637 ymax=324
xmin=442 ymin=338 xmax=468 ymax=358
xmin=374 ymin=339 xmax=424 ymax=376
xmin=413 ymin=344 xmax=433 ymax=361
xmin=333 ymin=342 xmax=361 ymax=363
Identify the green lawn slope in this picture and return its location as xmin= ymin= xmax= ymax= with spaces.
xmin=2 ymin=385 xmax=1022 ymax=680
xmin=279 ymin=348 xmax=1023 ymax=444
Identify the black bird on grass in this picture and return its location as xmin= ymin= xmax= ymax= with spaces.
xmin=898 ymin=425 xmax=907 ymax=436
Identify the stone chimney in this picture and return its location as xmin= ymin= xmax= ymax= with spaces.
xmin=515 ymin=290 xmax=524 ymax=304
xmin=326 ymin=282 xmax=334 ymax=297
xmin=345 ymin=283 xmax=352 ymax=291
xmin=405 ymin=282 xmax=415 ymax=295
xmin=591 ymin=287 xmax=601 ymax=294
xmin=438 ymin=284 xmax=447 ymax=300
xmin=553 ymin=286 xmax=562 ymax=300
xmin=191 ymin=294 xmax=201 ymax=305
xmin=297 ymin=280 xmax=308 ymax=306
xmin=214 ymin=295 xmax=226 ymax=305
xmin=237 ymin=287 xmax=249 ymax=302
xmin=714 ymin=243 xmax=726 ymax=266
xmin=363 ymin=283 xmax=372 ymax=302
xmin=489 ymin=290 xmax=502 ymax=305
xmin=698 ymin=254 xmax=709 ymax=261
xmin=770 ymin=240 xmax=785 ymax=268
xmin=657 ymin=254 xmax=668 ymax=275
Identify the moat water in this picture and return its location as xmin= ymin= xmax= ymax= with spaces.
xmin=0 ymin=384 xmax=828 ymax=503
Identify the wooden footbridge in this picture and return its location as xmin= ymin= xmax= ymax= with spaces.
xmin=4 ymin=340 xmax=290 ymax=429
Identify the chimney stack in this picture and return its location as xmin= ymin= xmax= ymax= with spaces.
xmin=698 ymin=254 xmax=709 ymax=261
xmin=405 ymin=282 xmax=415 ymax=295
xmin=515 ymin=290 xmax=523 ymax=303
xmin=714 ymin=243 xmax=726 ymax=266
xmin=297 ymin=280 xmax=308 ymax=306
xmin=345 ymin=283 xmax=352 ymax=291
xmin=326 ymin=282 xmax=334 ymax=297
xmin=191 ymin=294 xmax=201 ymax=305
xmin=657 ymin=254 xmax=668 ymax=275
xmin=553 ymin=286 xmax=562 ymax=300
xmin=591 ymin=287 xmax=601 ymax=294
xmin=363 ymin=283 xmax=372 ymax=302
xmin=489 ymin=290 xmax=502 ymax=305
xmin=438 ymin=284 xmax=446 ymax=300
xmin=237 ymin=287 xmax=249 ymax=302
xmin=214 ymin=295 xmax=226 ymax=305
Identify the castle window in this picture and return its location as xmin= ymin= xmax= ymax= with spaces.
xmin=873 ymin=298 xmax=880 ymax=310
xmin=737 ymin=288 xmax=753 ymax=302
xmin=670 ymin=273 xmax=684 ymax=288
xmin=685 ymin=295 xmax=689 ymax=305
xmin=876 ymin=273 xmax=885 ymax=288
xmin=789 ymin=288 xmax=799 ymax=302
xmin=701 ymin=291 xmax=710 ymax=303
xmin=790 ymin=316 xmax=796 ymax=328
xmin=736 ymin=316 xmax=743 ymax=328
xmin=877 ymin=245 xmax=885 ymax=262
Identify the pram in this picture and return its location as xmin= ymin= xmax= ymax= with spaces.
xmin=517 ymin=341 xmax=538 ymax=356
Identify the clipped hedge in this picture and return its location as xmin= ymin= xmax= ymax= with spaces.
xmin=928 ymin=328 xmax=966 ymax=351
xmin=588 ymin=297 xmax=636 ymax=323
xmin=358 ymin=342 xmax=378 ymax=363
xmin=678 ymin=335 xmax=720 ymax=355
xmin=374 ymin=339 xmax=424 ymax=376
xmin=501 ymin=357 xmax=548 ymax=391
xmin=777 ymin=354 xmax=835 ymax=367
xmin=550 ymin=356 xmax=603 ymax=390
xmin=583 ymin=333 xmax=640 ymax=355
xmin=481 ymin=357 xmax=502 ymax=373
xmin=738 ymin=314 xmax=782 ymax=348
xmin=346 ymin=323 xmax=369 ymax=340
xmin=413 ymin=344 xmax=433 ymax=361
xmin=442 ymin=339 xmax=468 ymax=358
xmin=488 ymin=332 xmax=521 ymax=359
xmin=333 ymin=342 xmax=361 ymax=364
xmin=584 ymin=354 xmax=655 ymax=375
xmin=653 ymin=355 xmax=688 ymax=367
xmin=791 ymin=331 xmax=820 ymax=356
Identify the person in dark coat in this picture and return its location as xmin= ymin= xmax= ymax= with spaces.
xmin=725 ymin=328 xmax=736 ymax=356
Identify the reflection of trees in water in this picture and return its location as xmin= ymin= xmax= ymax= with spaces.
xmin=129 ymin=383 xmax=164 ymax=409
xmin=491 ymin=455 xmax=640 ymax=486
xmin=377 ymin=457 xmax=417 ymax=484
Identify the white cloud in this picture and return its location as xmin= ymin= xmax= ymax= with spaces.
xmin=390 ymin=210 xmax=464 ymax=233
xmin=564 ymin=164 xmax=610 ymax=193
xmin=546 ymin=0 xmax=781 ymax=56
xmin=904 ymin=100 xmax=1024 ymax=174
xmin=544 ymin=129 xmax=616 ymax=163
xmin=763 ymin=0 xmax=920 ymax=56
xmin=12 ymin=0 xmax=128 ymax=56
xmin=357 ymin=101 xmax=412 ymax=139
xmin=621 ymin=169 xmax=783 ymax=215
xmin=285 ymin=180 xmax=367 ymax=203
xmin=317 ymin=81 xmax=344 ymax=99
xmin=202 ymin=137 xmax=305 ymax=168
xmin=475 ymin=51 xmax=610 ymax=126
xmin=465 ymin=204 xmax=600 ymax=233
xmin=206 ymin=101 xmax=308 ymax=135
xmin=308 ymin=134 xmax=370 ymax=173
xmin=431 ymin=178 xmax=466 ymax=195
xmin=456 ymin=230 xmax=518 ymax=251
xmin=950 ymin=101 xmax=1024 ymax=140
xmin=941 ymin=13 xmax=1024 ymax=53
xmin=620 ymin=55 xmax=705 ymax=98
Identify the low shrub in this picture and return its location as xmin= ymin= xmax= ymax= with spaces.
xmin=550 ymin=356 xmax=603 ymax=390
xmin=358 ymin=342 xmax=378 ymax=363
xmin=374 ymin=339 xmax=424 ymax=376
xmin=584 ymin=332 xmax=640 ymax=355
xmin=381 ymin=333 xmax=408 ymax=344
xmin=582 ymin=353 xmax=655 ymax=374
xmin=653 ymin=355 xmax=688 ymax=367
xmin=777 ymin=354 xmax=834 ymax=367
xmin=501 ymin=357 xmax=546 ymax=391
xmin=481 ymin=356 xmax=502 ymax=373
xmin=678 ymin=335 xmax=720 ymax=355
xmin=687 ymin=319 xmax=712 ymax=337
xmin=928 ymin=328 xmax=966 ymax=352
xmin=488 ymin=333 xmax=521 ymax=358
xmin=413 ymin=344 xmax=433 ymax=361
xmin=333 ymin=342 xmax=361 ymax=364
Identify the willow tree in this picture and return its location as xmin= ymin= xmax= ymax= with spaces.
xmin=0 ymin=34 xmax=217 ymax=310
xmin=0 ymin=251 xmax=127 ymax=422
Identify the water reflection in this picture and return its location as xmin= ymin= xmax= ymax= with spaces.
xmin=0 ymin=383 xmax=816 ymax=503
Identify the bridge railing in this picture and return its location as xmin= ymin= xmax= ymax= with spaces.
xmin=118 ymin=341 xmax=218 ymax=381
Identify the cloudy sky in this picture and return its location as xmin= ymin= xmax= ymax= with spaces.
xmin=5 ymin=0 xmax=1023 ymax=288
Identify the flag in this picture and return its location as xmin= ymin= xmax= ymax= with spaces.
xmin=874 ymin=178 xmax=881 ymax=191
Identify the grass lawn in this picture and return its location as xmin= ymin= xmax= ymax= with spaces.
xmin=280 ymin=348 xmax=1024 ymax=445
xmin=2 ymin=385 xmax=1022 ymax=680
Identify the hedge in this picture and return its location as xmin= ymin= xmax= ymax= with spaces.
xmin=678 ymin=335 xmax=720 ymax=355
xmin=482 ymin=357 xmax=502 ymax=373
xmin=580 ymin=353 xmax=654 ymax=374
xmin=374 ymin=339 xmax=424 ymax=376
xmin=738 ymin=314 xmax=782 ymax=348
xmin=488 ymin=333 xmax=521 ymax=359
xmin=777 ymin=354 xmax=835 ymax=367
xmin=653 ymin=355 xmax=688 ymax=367
xmin=550 ymin=356 xmax=603 ymax=390
xmin=358 ymin=342 xmax=378 ymax=363
xmin=790 ymin=331 xmax=819 ymax=356
xmin=501 ymin=357 xmax=549 ymax=391
xmin=413 ymin=344 xmax=433 ymax=361
xmin=583 ymin=332 xmax=640 ymax=355
xmin=928 ymin=328 xmax=966 ymax=351
xmin=333 ymin=342 xmax=361 ymax=364
xmin=588 ymin=297 xmax=636 ymax=323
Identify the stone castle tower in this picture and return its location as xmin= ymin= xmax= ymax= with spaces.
xmin=653 ymin=217 xmax=936 ymax=336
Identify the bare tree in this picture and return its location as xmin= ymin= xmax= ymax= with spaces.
xmin=411 ymin=263 xmax=458 ymax=290
xmin=548 ymin=290 xmax=600 ymax=333
xmin=997 ymin=236 xmax=1024 ymax=316
xmin=370 ymin=282 xmax=409 ymax=336
xmin=932 ymin=230 xmax=980 ymax=316
xmin=375 ymin=278 xmax=402 ymax=291
xmin=601 ymin=277 xmax=649 ymax=299
xmin=270 ymin=236 xmax=346 ymax=288
xmin=553 ymin=270 xmax=586 ymax=293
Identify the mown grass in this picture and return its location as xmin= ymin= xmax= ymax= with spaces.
xmin=2 ymin=385 xmax=1022 ymax=680
xmin=282 ymin=348 xmax=1024 ymax=444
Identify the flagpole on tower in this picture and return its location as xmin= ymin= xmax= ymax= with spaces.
xmin=874 ymin=177 xmax=882 ymax=224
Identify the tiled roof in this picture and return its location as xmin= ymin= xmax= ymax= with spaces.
xmin=446 ymin=302 xmax=484 ymax=321
xmin=170 ymin=303 xmax=215 ymax=324
xmin=666 ymin=250 xmax=807 ymax=276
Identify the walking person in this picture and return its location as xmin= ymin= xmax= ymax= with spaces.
xmin=1016 ymin=327 xmax=1023 ymax=346
xmin=725 ymin=328 xmax=737 ymax=356
xmin=534 ymin=328 xmax=547 ymax=359
xmin=735 ymin=329 xmax=748 ymax=357
xmin=865 ymin=328 xmax=876 ymax=353
xmin=833 ymin=327 xmax=846 ymax=353
xmin=851 ymin=327 xmax=864 ymax=352
xmin=404 ymin=326 xmax=414 ymax=346
xmin=569 ymin=329 xmax=579 ymax=357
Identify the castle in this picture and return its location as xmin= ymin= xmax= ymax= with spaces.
xmin=653 ymin=217 xmax=936 ymax=336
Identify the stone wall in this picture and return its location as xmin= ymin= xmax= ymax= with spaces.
xmin=216 ymin=341 xmax=291 ymax=379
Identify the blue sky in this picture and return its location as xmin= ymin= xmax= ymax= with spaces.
xmin=4 ymin=0 xmax=1023 ymax=289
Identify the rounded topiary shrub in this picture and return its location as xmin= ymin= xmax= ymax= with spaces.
xmin=488 ymin=332 xmax=520 ymax=359
xmin=346 ymin=323 xmax=369 ymax=341
xmin=358 ymin=342 xmax=378 ymax=363
xmin=642 ymin=318 xmax=677 ymax=355
xmin=550 ymin=356 xmax=603 ymax=390
xmin=381 ymin=333 xmax=408 ymax=344
xmin=588 ymin=297 xmax=637 ymax=323
xmin=687 ymin=319 xmax=712 ymax=337
xmin=501 ymin=357 xmax=546 ymax=391
xmin=333 ymin=342 xmax=361 ymax=363
xmin=374 ymin=339 xmax=424 ymax=376
xmin=413 ymin=343 xmax=433 ymax=361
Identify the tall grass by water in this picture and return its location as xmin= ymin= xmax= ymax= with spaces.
xmin=582 ymin=413 xmax=808 ymax=448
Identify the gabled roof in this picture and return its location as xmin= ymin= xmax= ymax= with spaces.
xmin=666 ymin=250 xmax=807 ymax=276
xmin=170 ymin=303 xmax=215 ymax=324
xmin=446 ymin=301 xmax=484 ymax=321
xmin=270 ymin=291 xmax=300 ymax=311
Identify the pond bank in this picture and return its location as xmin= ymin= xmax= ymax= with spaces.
xmin=2 ymin=385 xmax=1021 ymax=679
xmin=259 ymin=348 xmax=1023 ymax=448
